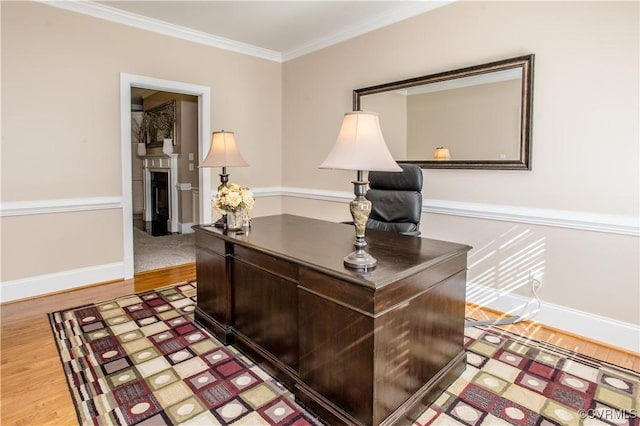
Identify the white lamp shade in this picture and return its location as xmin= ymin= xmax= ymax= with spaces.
xmin=319 ymin=112 xmax=401 ymax=172
xmin=199 ymin=131 xmax=249 ymax=168
xmin=434 ymin=147 xmax=451 ymax=160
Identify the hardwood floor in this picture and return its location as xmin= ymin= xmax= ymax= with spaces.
xmin=1 ymin=263 xmax=637 ymax=425
xmin=466 ymin=302 xmax=640 ymax=372
xmin=0 ymin=264 xmax=196 ymax=426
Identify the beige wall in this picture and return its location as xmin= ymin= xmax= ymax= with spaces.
xmin=1 ymin=1 xmax=282 ymax=281
xmin=282 ymin=1 xmax=639 ymax=324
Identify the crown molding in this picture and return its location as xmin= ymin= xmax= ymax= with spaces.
xmin=38 ymin=0 xmax=453 ymax=63
xmin=38 ymin=0 xmax=282 ymax=62
xmin=282 ymin=1 xmax=454 ymax=61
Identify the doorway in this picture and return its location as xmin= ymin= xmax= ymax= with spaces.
xmin=120 ymin=73 xmax=212 ymax=279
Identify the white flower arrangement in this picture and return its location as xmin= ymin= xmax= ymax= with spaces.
xmin=214 ymin=183 xmax=255 ymax=213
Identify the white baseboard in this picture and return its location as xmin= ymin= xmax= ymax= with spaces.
xmin=2 ymin=190 xmax=638 ymax=352
xmin=467 ymin=282 xmax=640 ymax=354
xmin=180 ymin=222 xmax=195 ymax=234
xmin=0 ymin=262 xmax=124 ymax=303
xmin=2 ymin=259 xmax=637 ymax=354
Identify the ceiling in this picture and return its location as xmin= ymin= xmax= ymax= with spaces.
xmin=70 ymin=1 xmax=452 ymax=62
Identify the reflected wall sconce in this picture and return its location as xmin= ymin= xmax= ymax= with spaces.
xmin=320 ymin=111 xmax=401 ymax=270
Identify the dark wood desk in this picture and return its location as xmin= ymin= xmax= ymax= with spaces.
xmin=193 ymin=214 xmax=471 ymax=426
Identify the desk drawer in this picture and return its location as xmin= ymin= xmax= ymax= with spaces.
xmin=234 ymin=246 xmax=298 ymax=281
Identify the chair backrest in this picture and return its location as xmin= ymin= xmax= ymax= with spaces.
xmin=366 ymin=164 xmax=423 ymax=236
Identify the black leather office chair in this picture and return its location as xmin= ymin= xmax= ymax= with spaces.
xmin=365 ymin=164 xmax=423 ymax=236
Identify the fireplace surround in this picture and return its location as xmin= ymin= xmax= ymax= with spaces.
xmin=141 ymin=153 xmax=179 ymax=235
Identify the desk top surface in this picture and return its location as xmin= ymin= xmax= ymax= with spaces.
xmin=194 ymin=214 xmax=470 ymax=289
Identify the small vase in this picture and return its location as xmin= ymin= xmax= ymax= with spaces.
xmin=162 ymin=138 xmax=173 ymax=155
xmin=226 ymin=209 xmax=244 ymax=231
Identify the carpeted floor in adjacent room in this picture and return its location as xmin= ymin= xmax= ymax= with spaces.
xmin=133 ymin=227 xmax=195 ymax=273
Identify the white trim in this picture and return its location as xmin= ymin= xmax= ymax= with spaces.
xmin=180 ymin=222 xmax=195 ymax=234
xmin=273 ymin=187 xmax=639 ymax=236
xmin=142 ymin=156 xmax=180 ymax=233
xmin=281 ymin=1 xmax=455 ymax=61
xmin=251 ymin=187 xmax=283 ymax=198
xmin=0 ymin=197 xmax=121 ymax=217
xmin=3 ymin=186 xmax=637 ymax=351
xmin=423 ymin=198 xmax=639 ymax=236
xmin=0 ymin=262 xmax=124 ymax=303
xmin=40 ymin=0 xmax=282 ymax=62
xmin=38 ymin=0 xmax=452 ymax=63
xmin=4 ymin=188 xmax=638 ymax=237
xmin=466 ymin=282 xmax=640 ymax=353
xmin=177 ymin=183 xmax=192 ymax=191
xmin=3 ymin=247 xmax=635 ymax=352
xmin=120 ymin=73 xmax=211 ymax=280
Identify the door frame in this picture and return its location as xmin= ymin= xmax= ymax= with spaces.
xmin=120 ymin=73 xmax=211 ymax=278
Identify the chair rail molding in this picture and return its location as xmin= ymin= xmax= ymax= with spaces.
xmin=3 ymin=188 xmax=638 ymax=237
xmin=2 ymin=186 xmax=637 ymax=352
xmin=0 ymin=196 xmax=122 ymax=216
xmin=251 ymin=187 xmax=638 ymax=237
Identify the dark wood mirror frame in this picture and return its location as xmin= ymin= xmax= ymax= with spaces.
xmin=354 ymin=54 xmax=534 ymax=170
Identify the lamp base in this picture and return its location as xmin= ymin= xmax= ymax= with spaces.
xmin=343 ymin=235 xmax=377 ymax=270
xmin=344 ymin=251 xmax=377 ymax=270
xmin=343 ymin=172 xmax=377 ymax=270
xmin=213 ymin=215 xmax=227 ymax=229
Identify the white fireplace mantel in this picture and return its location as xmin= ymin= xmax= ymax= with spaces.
xmin=141 ymin=153 xmax=180 ymax=233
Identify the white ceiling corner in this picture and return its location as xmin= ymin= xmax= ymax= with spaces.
xmin=39 ymin=0 xmax=453 ymax=62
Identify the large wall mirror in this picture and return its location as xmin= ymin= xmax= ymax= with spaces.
xmin=354 ymin=55 xmax=534 ymax=170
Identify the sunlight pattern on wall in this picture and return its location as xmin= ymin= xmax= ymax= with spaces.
xmin=466 ymin=225 xmax=546 ymax=314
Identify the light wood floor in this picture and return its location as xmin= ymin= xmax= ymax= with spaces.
xmin=1 ymin=263 xmax=638 ymax=425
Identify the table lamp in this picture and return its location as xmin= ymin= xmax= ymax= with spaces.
xmin=199 ymin=131 xmax=249 ymax=227
xmin=434 ymin=147 xmax=451 ymax=160
xmin=320 ymin=111 xmax=401 ymax=269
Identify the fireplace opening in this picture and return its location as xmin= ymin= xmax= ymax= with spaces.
xmin=150 ymin=171 xmax=169 ymax=236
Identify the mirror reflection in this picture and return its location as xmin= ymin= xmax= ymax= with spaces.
xmin=355 ymin=55 xmax=534 ymax=170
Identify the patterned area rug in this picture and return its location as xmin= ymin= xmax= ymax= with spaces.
xmin=49 ymin=283 xmax=321 ymax=425
xmin=49 ymin=282 xmax=640 ymax=426
xmin=422 ymin=326 xmax=639 ymax=426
